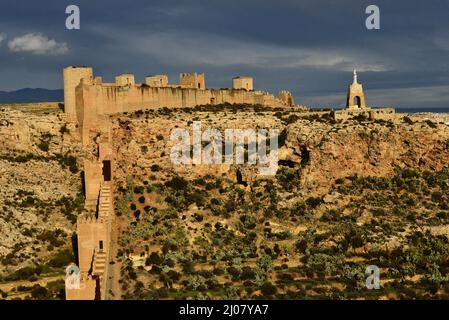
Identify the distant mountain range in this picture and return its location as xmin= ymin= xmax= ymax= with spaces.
xmin=0 ymin=88 xmax=63 ymax=104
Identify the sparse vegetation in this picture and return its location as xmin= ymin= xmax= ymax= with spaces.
xmin=2 ymin=103 xmax=449 ymax=300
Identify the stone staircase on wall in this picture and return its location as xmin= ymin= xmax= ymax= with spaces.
xmin=93 ymin=250 xmax=107 ymax=278
xmin=97 ymin=181 xmax=113 ymax=299
xmin=66 ymin=140 xmax=114 ymax=300
xmin=98 ymin=182 xmax=111 ymax=219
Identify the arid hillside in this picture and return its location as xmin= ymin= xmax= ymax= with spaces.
xmin=0 ymin=105 xmax=82 ymax=300
xmin=107 ymin=104 xmax=449 ymax=299
xmin=1 ymin=103 xmax=449 ymax=299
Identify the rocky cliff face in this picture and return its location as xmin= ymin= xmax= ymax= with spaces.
xmin=106 ymin=106 xmax=449 ymax=300
xmin=286 ymin=118 xmax=449 ymax=195
xmin=0 ymin=105 xmax=82 ymax=281
xmin=1 ymin=103 xmax=449 ymax=299
xmin=108 ymin=107 xmax=449 ymax=197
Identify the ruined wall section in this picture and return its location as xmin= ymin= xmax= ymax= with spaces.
xmin=115 ymin=74 xmax=135 ymax=86
xmin=278 ymin=90 xmax=294 ymax=106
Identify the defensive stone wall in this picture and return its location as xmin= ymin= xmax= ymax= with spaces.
xmin=65 ymin=66 xmax=295 ymax=144
xmin=66 ymin=138 xmax=114 ymax=300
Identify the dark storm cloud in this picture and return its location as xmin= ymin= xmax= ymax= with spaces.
xmin=1 ymin=0 xmax=449 ymax=108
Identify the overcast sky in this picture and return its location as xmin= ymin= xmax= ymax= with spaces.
xmin=1 ymin=0 xmax=449 ymax=108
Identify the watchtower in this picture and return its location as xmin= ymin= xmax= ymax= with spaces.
xmin=145 ymin=75 xmax=169 ymax=87
xmin=180 ymin=72 xmax=205 ymax=89
xmin=232 ymin=76 xmax=253 ymax=91
xmin=63 ymin=66 xmax=93 ymax=120
xmin=115 ymin=74 xmax=135 ymax=86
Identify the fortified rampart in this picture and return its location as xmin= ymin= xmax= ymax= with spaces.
xmin=64 ymin=66 xmax=295 ymax=144
xmin=66 ymin=141 xmax=114 ymax=300
xmin=77 ymin=80 xmax=289 ymax=115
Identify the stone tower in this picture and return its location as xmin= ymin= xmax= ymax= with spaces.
xmin=145 ymin=75 xmax=169 ymax=87
xmin=63 ymin=66 xmax=93 ymax=120
xmin=180 ymin=72 xmax=205 ymax=89
xmin=232 ymin=76 xmax=254 ymax=91
xmin=115 ymin=74 xmax=135 ymax=86
xmin=278 ymin=90 xmax=294 ymax=106
xmin=346 ymin=69 xmax=366 ymax=109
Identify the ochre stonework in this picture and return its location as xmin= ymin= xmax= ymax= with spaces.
xmin=65 ymin=141 xmax=114 ymax=300
xmin=63 ymin=66 xmax=395 ymax=300
xmin=63 ymin=66 xmax=93 ymax=121
xmin=180 ymin=72 xmax=205 ymax=89
xmin=333 ymin=70 xmax=395 ymax=121
xmin=64 ymin=66 xmax=297 ymax=299
xmin=232 ymin=76 xmax=253 ymax=91
xmin=346 ymin=70 xmax=366 ymax=109
xmin=63 ymin=66 xmax=296 ymax=145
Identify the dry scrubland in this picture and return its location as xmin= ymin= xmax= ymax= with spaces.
xmin=1 ymin=103 xmax=449 ymax=299
xmin=0 ymin=104 xmax=82 ymax=300
xmin=110 ymin=104 xmax=449 ymax=300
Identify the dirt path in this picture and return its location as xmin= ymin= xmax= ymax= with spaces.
xmin=0 ymin=274 xmax=64 ymax=300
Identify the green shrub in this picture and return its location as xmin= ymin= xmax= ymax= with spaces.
xmin=60 ymin=124 xmax=69 ymax=134
xmin=165 ymin=176 xmax=189 ymax=191
xmin=306 ymin=197 xmax=322 ymax=208
xmin=145 ymin=252 xmax=163 ymax=266
xmin=31 ymin=285 xmax=49 ymax=299
xmin=55 ymin=153 xmax=78 ymax=173
xmin=260 ymin=282 xmax=277 ymax=295
xmin=425 ymin=120 xmax=437 ymax=129
xmin=48 ymin=249 xmax=75 ymax=268
xmin=276 ymin=167 xmax=300 ymax=192
xmin=305 ymin=253 xmax=344 ymax=279
xmin=403 ymin=116 xmax=414 ymax=125
xmin=37 ymin=140 xmax=50 ymax=152
xmin=37 ymin=229 xmax=66 ymax=247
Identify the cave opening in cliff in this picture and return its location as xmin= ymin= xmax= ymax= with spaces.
xmin=300 ymin=146 xmax=310 ymax=166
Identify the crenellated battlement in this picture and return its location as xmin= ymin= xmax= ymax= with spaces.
xmin=77 ymin=214 xmax=107 ymax=225
xmin=63 ymin=66 xmax=296 ymax=145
